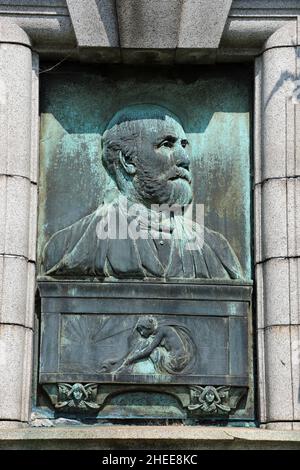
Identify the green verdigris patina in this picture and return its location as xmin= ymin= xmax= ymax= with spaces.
xmin=38 ymin=65 xmax=252 ymax=280
xmin=42 ymin=103 xmax=243 ymax=280
xmin=37 ymin=65 xmax=253 ymax=422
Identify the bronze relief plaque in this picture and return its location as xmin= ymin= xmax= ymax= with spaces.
xmin=37 ymin=65 xmax=253 ymax=421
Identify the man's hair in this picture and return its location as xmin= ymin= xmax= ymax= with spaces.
xmin=101 ymin=104 xmax=182 ymax=177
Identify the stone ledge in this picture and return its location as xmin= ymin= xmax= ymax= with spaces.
xmin=0 ymin=426 xmax=300 ymax=450
xmin=0 ymin=19 xmax=31 ymax=47
xmin=263 ymin=21 xmax=299 ymax=51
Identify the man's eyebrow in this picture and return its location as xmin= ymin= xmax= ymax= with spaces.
xmin=158 ymin=134 xmax=177 ymax=143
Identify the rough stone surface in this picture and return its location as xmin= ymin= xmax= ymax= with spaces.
xmin=116 ymin=0 xmax=182 ymax=49
xmin=263 ymin=21 xmax=298 ymax=51
xmin=0 ymin=255 xmax=29 ymax=326
xmin=255 ymin=263 xmax=264 ymax=329
xmin=259 ymin=323 xmax=300 ymax=424
xmin=0 ymin=422 xmax=27 ymax=429
xmin=256 ymin=328 xmax=267 ymax=423
xmin=260 ymin=47 xmax=297 ymax=182
xmin=287 ymin=178 xmax=300 ymax=257
xmin=290 ymin=325 xmax=300 ymax=420
xmin=255 ymin=34 xmax=300 ymax=430
xmin=264 ymin=325 xmax=294 ymax=422
xmin=0 ymin=18 xmax=31 ymax=46
xmin=222 ymin=16 xmax=285 ymax=51
xmin=294 ymin=106 xmax=300 ymax=177
xmin=0 ymin=324 xmax=33 ymax=421
xmin=254 ymin=183 xmax=262 ymax=264
xmin=1 ymin=176 xmax=31 ymax=258
xmin=178 ymin=0 xmax=233 ymax=48
xmin=257 ymin=259 xmax=291 ymax=328
xmin=0 ymin=426 xmax=300 ymax=450
xmin=266 ymin=422 xmax=293 ymax=430
xmin=30 ymin=53 xmax=39 ymax=184
xmin=66 ymin=0 xmax=119 ymax=47
xmin=25 ymin=261 xmax=35 ymax=328
xmin=0 ymin=175 xmax=6 ymax=254
xmin=289 ymin=257 xmax=300 ymax=325
xmin=261 ymin=179 xmax=288 ymax=261
xmin=286 ymin=103 xmax=300 ymax=178
xmin=0 ymin=31 xmax=37 ymax=425
xmin=28 ymin=183 xmax=37 ymax=262
xmin=0 ymin=1 xmax=296 ymax=61
xmin=0 ymin=43 xmax=32 ymax=179
xmin=258 ymin=177 xmax=300 ymax=261
xmin=254 ymin=56 xmax=262 ymax=185
xmin=256 ymin=258 xmax=300 ymax=328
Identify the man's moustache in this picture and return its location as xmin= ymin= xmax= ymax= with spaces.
xmin=165 ymin=166 xmax=192 ymax=184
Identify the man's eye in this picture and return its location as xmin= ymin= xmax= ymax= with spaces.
xmin=181 ymin=140 xmax=188 ymax=148
xmin=161 ymin=141 xmax=173 ymax=148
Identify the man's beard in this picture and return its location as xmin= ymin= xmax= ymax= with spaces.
xmin=134 ymin=163 xmax=193 ymax=207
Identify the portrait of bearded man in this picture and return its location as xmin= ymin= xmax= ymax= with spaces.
xmin=42 ymin=104 xmax=243 ymax=280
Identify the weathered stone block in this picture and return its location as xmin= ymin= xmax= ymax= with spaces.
xmin=66 ymin=0 xmax=119 ymax=48
xmin=254 ymin=56 xmax=262 ymax=185
xmin=263 ymin=22 xmax=297 ymax=51
xmin=256 ymin=328 xmax=267 ymax=423
xmin=0 ymin=43 xmax=32 ymax=179
xmin=30 ymin=53 xmax=39 ymax=184
xmin=3 ymin=176 xmax=31 ymax=258
xmin=25 ymin=261 xmax=36 ymax=329
xmin=261 ymin=46 xmax=297 ymax=181
xmin=264 ymin=325 xmax=293 ymax=422
xmin=254 ymin=183 xmax=262 ymax=264
xmin=259 ymin=177 xmax=300 ymax=261
xmin=257 ymin=257 xmax=300 ymax=329
xmin=0 ymin=254 xmax=35 ymax=328
xmin=266 ymin=422 xmax=293 ymax=430
xmin=0 ymin=422 xmax=27 ymax=429
xmin=289 ymin=257 xmax=300 ymax=325
xmin=291 ymin=325 xmax=300 ymax=421
xmin=116 ymin=0 xmax=182 ymax=49
xmin=262 ymin=259 xmax=290 ymax=327
xmin=255 ymin=263 xmax=264 ymax=329
xmin=28 ymin=183 xmax=37 ymax=262
xmin=287 ymin=177 xmax=300 ymax=257
xmin=178 ymin=0 xmax=232 ymax=49
xmin=0 ymin=255 xmax=28 ymax=326
xmin=0 ymin=175 xmax=6 ymax=254
xmin=0 ymin=19 xmax=31 ymax=46
xmin=0 ymin=324 xmax=33 ymax=421
xmin=286 ymin=102 xmax=300 ymax=179
xmin=261 ymin=179 xmax=288 ymax=260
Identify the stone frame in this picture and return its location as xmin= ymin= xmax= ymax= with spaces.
xmin=0 ymin=1 xmax=299 ymax=440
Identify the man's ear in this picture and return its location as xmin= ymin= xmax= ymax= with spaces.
xmin=119 ymin=151 xmax=136 ymax=175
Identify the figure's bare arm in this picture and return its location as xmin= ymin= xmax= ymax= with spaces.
xmin=126 ymin=331 xmax=163 ymax=364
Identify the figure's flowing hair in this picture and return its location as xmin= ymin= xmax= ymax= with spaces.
xmin=155 ymin=322 xmax=197 ymax=375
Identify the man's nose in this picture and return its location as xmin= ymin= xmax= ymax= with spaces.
xmin=173 ymin=147 xmax=190 ymax=169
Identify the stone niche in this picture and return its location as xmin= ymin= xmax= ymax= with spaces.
xmin=36 ymin=64 xmax=254 ymax=423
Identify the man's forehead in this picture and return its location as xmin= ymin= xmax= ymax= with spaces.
xmin=136 ymin=116 xmax=186 ymax=138
xmin=106 ymin=115 xmax=186 ymax=141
